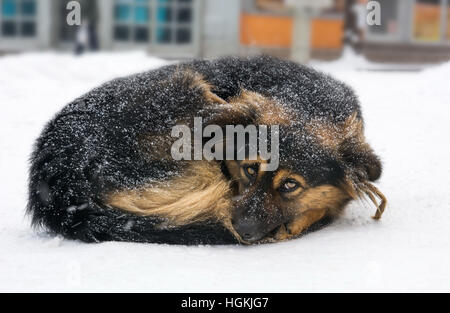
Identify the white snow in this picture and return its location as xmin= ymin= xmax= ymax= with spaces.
xmin=1 ymin=51 xmax=450 ymax=292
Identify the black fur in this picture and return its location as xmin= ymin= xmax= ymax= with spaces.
xmin=27 ymin=55 xmax=364 ymax=244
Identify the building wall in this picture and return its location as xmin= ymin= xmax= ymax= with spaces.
xmin=239 ymin=12 xmax=344 ymax=59
xmin=362 ymin=0 xmax=450 ymax=63
xmin=311 ymin=18 xmax=343 ymax=49
xmin=201 ymin=0 xmax=240 ymax=58
xmin=240 ymin=14 xmax=293 ymax=48
xmin=2 ymin=0 xmax=449 ymax=63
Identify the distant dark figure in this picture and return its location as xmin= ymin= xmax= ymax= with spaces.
xmin=70 ymin=0 xmax=99 ymax=55
xmin=75 ymin=20 xmax=98 ymax=55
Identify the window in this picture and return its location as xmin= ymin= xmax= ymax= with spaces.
xmin=446 ymin=0 xmax=450 ymax=40
xmin=113 ymin=0 xmax=194 ymax=45
xmin=412 ymin=0 xmax=450 ymax=42
xmin=413 ymin=0 xmax=441 ymax=42
xmin=114 ymin=0 xmax=151 ymax=42
xmin=156 ymin=0 xmax=192 ymax=44
xmin=0 ymin=0 xmax=37 ymax=37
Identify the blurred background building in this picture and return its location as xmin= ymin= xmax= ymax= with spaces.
xmin=0 ymin=0 xmax=450 ymax=63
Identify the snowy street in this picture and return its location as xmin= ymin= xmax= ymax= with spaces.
xmin=1 ymin=52 xmax=449 ymax=292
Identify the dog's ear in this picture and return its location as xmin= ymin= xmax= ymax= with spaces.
xmin=170 ymin=70 xmax=258 ymax=127
xmin=203 ymin=103 xmax=258 ymax=127
xmin=307 ymin=112 xmax=382 ymax=182
xmin=202 ymin=90 xmax=291 ymax=128
xmin=171 ymin=68 xmax=227 ymax=105
xmin=359 ymin=148 xmax=382 ymax=182
xmin=339 ymin=113 xmax=382 ymax=182
xmin=340 ymin=139 xmax=382 ymax=182
xmin=201 ymin=92 xmax=259 ymax=127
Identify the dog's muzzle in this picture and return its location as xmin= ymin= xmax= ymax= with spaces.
xmin=232 ymin=217 xmax=268 ymax=243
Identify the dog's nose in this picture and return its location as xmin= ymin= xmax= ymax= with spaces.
xmin=232 ymin=218 xmax=266 ymax=243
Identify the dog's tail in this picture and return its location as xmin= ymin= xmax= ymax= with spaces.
xmin=28 ymin=165 xmax=236 ymax=244
xmin=27 ymin=118 xmax=236 ymax=245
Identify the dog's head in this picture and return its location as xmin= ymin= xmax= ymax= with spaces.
xmin=224 ymin=125 xmax=354 ymax=243
xmin=210 ymin=94 xmax=386 ymax=243
xmin=202 ymin=88 xmax=386 ymax=243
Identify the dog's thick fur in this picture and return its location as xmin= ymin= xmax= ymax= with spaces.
xmin=27 ymin=56 xmax=386 ymax=245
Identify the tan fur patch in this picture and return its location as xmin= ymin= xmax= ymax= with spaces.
xmin=188 ymin=71 xmax=227 ymax=105
xmin=296 ymin=184 xmax=351 ymax=216
xmin=272 ymin=185 xmax=351 ymax=241
xmin=275 ymin=208 xmax=328 ymax=241
xmin=105 ymin=161 xmax=234 ymax=228
xmin=225 ymin=161 xmax=240 ymax=182
xmin=307 ymin=112 xmax=364 ymax=151
xmin=166 ymin=67 xmax=226 ymax=106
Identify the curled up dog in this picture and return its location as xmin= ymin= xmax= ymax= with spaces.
xmin=27 ymin=56 xmax=386 ymax=245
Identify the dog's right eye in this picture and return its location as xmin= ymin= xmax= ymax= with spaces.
xmin=278 ymin=179 xmax=301 ymax=193
xmin=243 ymin=164 xmax=258 ymax=179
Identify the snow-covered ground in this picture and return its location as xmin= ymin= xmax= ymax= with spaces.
xmin=1 ymin=51 xmax=449 ymax=292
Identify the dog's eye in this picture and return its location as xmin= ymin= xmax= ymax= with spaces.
xmin=280 ymin=179 xmax=300 ymax=192
xmin=243 ymin=164 xmax=258 ymax=179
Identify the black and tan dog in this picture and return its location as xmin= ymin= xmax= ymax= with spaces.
xmin=27 ymin=56 xmax=386 ymax=245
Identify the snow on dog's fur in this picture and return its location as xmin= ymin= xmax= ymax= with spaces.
xmin=27 ymin=56 xmax=386 ymax=245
